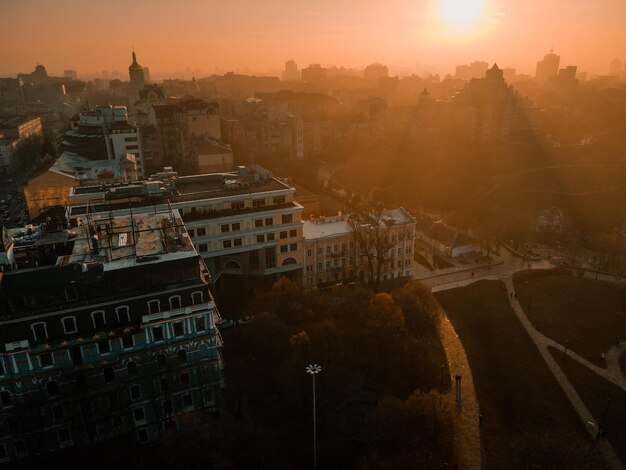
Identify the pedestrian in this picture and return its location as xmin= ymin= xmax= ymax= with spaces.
xmin=471 ymin=271 xmax=474 ymax=277
xmin=479 ymin=414 xmax=483 ymax=426
xmin=510 ymin=292 xmax=513 ymax=299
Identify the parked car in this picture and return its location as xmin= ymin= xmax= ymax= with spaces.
xmin=237 ymin=316 xmax=252 ymax=325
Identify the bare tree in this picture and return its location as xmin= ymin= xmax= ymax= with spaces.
xmin=349 ymin=210 xmax=403 ymax=288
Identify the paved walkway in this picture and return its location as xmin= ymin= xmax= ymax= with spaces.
xmin=438 ymin=314 xmax=482 ymax=470
xmin=505 ymin=277 xmax=624 ymax=470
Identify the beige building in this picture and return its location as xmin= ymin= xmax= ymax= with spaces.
xmin=0 ymin=116 xmax=43 ymax=140
xmin=303 ymin=208 xmax=416 ymax=288
xmin=23 ymin=153 xmax=138 ymax=219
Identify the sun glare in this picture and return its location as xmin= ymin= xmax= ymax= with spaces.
xmin=438 ymin=0 xmax=485 ymax=31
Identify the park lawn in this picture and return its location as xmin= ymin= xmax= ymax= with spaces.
xmin=548 ymin=346 xmax=626 ymax=465
xmin=436 ymin=280 xmax=606 ymax=470
xmin=513 ymin=270 xmax=625 ymax=366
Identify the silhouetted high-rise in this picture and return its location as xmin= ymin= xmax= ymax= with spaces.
xmin=535 ymin=50 xmax=560 ymax=82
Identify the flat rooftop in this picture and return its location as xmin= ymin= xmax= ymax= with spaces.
xmin=58 ymin=210 xmax=196 ymax=271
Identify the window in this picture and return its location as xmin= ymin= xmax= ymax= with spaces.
xmin=40 ymin=352 xmax=53 ymax=368
xmin=52 ymin=405 xmax=64 ymax=421
xmin=199 ymin=243 xmax=207 ymax=252
xmin=1 ymin=391 xmax=12 ymax=407
xmin=222 ymin=240 xmax=232 ymax=249
xmin=273 ymin=196 xmax=286 ymax=205
xmin=280 ymin=231 xmax=288 ymax=239
xmin=307 ymin=249 xmax=312 ymax=257
xmin=61 ymin=316 xmax=77 ymax=334
xmin=191 ymin=291 xmax=203 ymax=304
xmin=152 ymin=326 xmax=164 ymax=342
xmin=265 ymin=247 xmax=276 ymax=269
xmin=255 ymin=219 xmax=263 ymax=228
xmin=231 ymin=201 xmax=245 ymax=210
xmin=187 ymin=228 xmax=195 ymax=237
xmin=180 ymin=372 xmax=191 ymax=386
xmin=169 ymin=296 xmax=181 ymax=310
xmin=266 ymin=233 xmax=275 ymax=241
xmin=290 ymin=243 xmax=297 ymax=251
xmin=47 ymin=380 xmax=59 ymax=396
xmin=122 ymin=334 xmax=134 ymax=349
xmin=177 ymin=349 xmax=187 ymax=364
xmin=91 ymin=311 xmax=106 ymax=329
xmin=253 ymin=199 xmax=266 ymax=208
xmin=98 ymin=340 xmax=110 ymax=354
xmin=133 ymin=407 xmax=145 ymax=424
xmin=326 ymin=246 xmax=330 ymax=254
xmin=104 ymin=367 xmax=115 ymax=382
xmin=162 ymin=399 xmax=173 ymax=415
xmin=160 ymin=378 xmax=169 ymax=392
xmin=280 ymin=245 xmax=288 ymax=253
xmin=197 ymin=228 xmax=206 ymax=236
xmin=256 ymin=234 xmax=264 ymax=243
xmin=182 ymin=394 xmax=193 ymax=408
xmin=173 ymin=322 xmax=184 ymax=337
xmin=282 ymin=214 xmax=293 ymax=224
xmin=157 ymin=354 xmax=167 ymax=369
xmin=195 ymin=316 xmax=206 ymax=332
xmin=137 ymin=429 xmax=149 ymax=443
xmin=58 ymin=428 xmax=72 ymax=444
xmin=70 ymin=346 xmax=83 ymax=365
xmin=317 ymin=262 xmax=322 ymax=271
xmin=289 ymin=229 xmax=297 ymax=238
xmin=127 ymin=361 xmax=138 ymax=377
xmin=116 ymin=306 xmax=130 ymax=325
xmin=265 ymin=217 xmax=273 ymax=226
xmin=130 ymin=385 xmax=142 ymax=401
xmin=282 ymin=258 xmax=297 ymax=266
xmin=234 ymin=238 xmax=242 ymax=247
xmin=232 ymin=223 xmax=241 ymax=231
xmin=220 ymin=224 xmax=229 ymax=233
xmin=147 ymin=300 xmax=160 ymax=314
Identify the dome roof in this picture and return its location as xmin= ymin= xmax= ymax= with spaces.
xmin=129 ymin=51 xmax=143 ymax=72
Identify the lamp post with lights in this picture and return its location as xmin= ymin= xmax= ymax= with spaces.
xmin=306 ymin=363 xmax=322 ymax=469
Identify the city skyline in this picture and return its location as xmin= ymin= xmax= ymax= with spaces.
xmin=1 ymin=0 xmax=625 ymax=78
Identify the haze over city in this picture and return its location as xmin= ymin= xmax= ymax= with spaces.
xmin=1 ymin=0 xmax=626 ymax=469
xmin=2 ymin=0 xmax=625 ymax=77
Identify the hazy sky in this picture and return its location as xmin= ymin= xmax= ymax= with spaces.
xmin=1 ymin=0 xmax=624 ymax=77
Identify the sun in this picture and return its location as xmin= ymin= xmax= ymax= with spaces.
xmin=438 ymin=0 xmax=486 ymax=32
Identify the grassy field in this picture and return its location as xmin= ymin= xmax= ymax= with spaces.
xmin=513 ymin=270 xmax=625 ymax=366
xmin=549 ymin=346 xmax=626 ymax=465
xmin=436 ymin=280 xmax=606 ymax=469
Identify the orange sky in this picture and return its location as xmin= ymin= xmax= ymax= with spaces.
xmin=1 ymin=0 xmax=624 ymax=78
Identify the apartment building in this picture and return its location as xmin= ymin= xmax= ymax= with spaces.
xmin=66 ymin=165 xmax=304 ymax=293
xmin=0 ymin=209 xmax=223 ymax=463
xmin=303 ymin=208 xmax=416 ymax=288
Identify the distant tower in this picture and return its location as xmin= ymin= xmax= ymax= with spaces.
xmin=535 ymin=50 xmax=560 ymax=82
xmin=282 ymin=60 xmax=300 ymax=81
xmin=128 ymin=50 xmax=145 ymax=89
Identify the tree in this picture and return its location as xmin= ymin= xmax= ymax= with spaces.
xmin=349 ymin=210 xmax=402 ymax=288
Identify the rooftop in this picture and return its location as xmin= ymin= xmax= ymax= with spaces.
xmin=59 ymin=210 xmax=196 ymax=271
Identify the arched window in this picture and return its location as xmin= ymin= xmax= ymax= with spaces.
xmin=282 ymin=257 xmax=297 ymax=266
xmin=177 ymin=349 xmax=187 ymax=364
xmin=169 ymin=295 xmax=181 ymax=310
xmin=224 ymin=261 xmax=241 ymax=270
xmin=147 ymin=300 xmax=160 ymax=314
xmin=47 ymin=380 xmax=59 ymax=397
xmin=157 ymin=354 xmax=167 ymax=370
xmin=127 ymin=361 xmax=138 ymax=377
xmin=61 ymin=316 xmax=78 ymax=334
xmin=191 ymin=291 xmax=203 ymax=304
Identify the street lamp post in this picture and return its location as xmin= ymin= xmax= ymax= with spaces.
xmin=306 ymin=363 xmax=322 ymax=470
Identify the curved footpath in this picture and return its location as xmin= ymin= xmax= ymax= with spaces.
xmin=438 ymin=312 xmax=482 ymax=469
